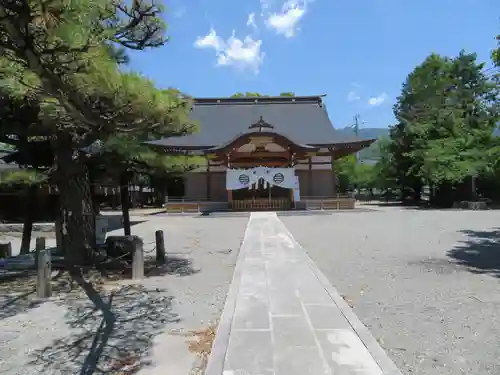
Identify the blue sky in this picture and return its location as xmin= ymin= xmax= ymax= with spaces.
xmin=128 ymin=0 xmax=499 ymax=129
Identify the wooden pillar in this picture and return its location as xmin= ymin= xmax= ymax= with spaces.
xmin=206 ymin=158 xmax=211 ymax=201
xmin=308 ymin=157 xmax=313 ymax=197
xmin=330 ymin=150 xmax=337 ymax=197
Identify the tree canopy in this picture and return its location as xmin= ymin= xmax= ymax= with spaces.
xmin=0 ymin=0 xmax=198 ymax=265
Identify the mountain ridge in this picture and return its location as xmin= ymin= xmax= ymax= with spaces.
xmin=334 ymin=127 xmax=388 ymax=161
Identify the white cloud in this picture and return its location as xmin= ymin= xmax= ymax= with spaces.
xmin=368 ymin=93 xmax=388 ymax=106
xmin=194 ymin=29 xmax=264 ymax=74
xmin=347 ymin=91 xmax=360 ymax=102
xmin=265 ymin=0 xmax=310 ymax=38
xmin=247 ymin=12 xmax=258 ymax=30
xmin=195 ymin=29 xmax=224 ymax=50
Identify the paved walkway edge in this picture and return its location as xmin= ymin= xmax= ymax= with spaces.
xmin=204 ymin=215 xmax=254 ymax=375
xmin=277 ymin=220 xmax=403 ymax=375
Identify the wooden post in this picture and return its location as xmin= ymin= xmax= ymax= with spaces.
xmin=308 ymin=156 xmax=313 ymax=197
xmin=36 ymin=237 xmax=51 ymax=298
xmin=132 ymin=237 xmax=144 ymax=280
xmin=155 ymin=230 xmax=166 ymax=264
xmin=206 ymin=159 xmax=211 ymax=201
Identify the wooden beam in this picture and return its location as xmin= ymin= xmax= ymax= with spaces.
xmin=206 ymin=159 xmax=211 ymax=200
xmin=331 ymin=155 xmax=337 ymax=196
xmin=233 ymin=151 xmax=291 ymax=159
xmin=308 ymin=157 xmax=312 ymax=196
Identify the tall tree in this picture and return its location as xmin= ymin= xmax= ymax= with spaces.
xmin=389 ymin=51 xmax=498 ymax=206
xmin=0 ymin=0 xmax=196 ymax=266
xmin=390 ymin=54 xmax=452 ymax=201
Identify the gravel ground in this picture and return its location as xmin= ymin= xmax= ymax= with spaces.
xmin=281 ymin=208 xmax=500 ymax=375
xmin=0 ymin=215 xmax=249 ymax=375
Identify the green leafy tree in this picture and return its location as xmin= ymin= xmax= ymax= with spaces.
xmin=389 ymin=51 xmax=498 ymax=206
xmin=492 ymin=34 xmax=500 ymax=67
xmin=334 ymin=155 xmax=356 ymax=193
xmin=372 ymin=137 xmax=398 ymax=191
xmin=390 ymin=53 xmax=452 ymax=201
xmin=417 ymin=53 xmax=496 ymax=187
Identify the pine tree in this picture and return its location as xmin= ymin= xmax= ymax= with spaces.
xmin=0 ymin=0 xmax=196 ymax=266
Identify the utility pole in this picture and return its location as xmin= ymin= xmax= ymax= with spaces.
xmin=352 ymin=113 xmax=360 ymax=138
xmin=351 ymin=113 xmax=362 ymax=163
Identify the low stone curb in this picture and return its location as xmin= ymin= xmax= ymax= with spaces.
xmin=203 ymin=216 xmax=252 ymax=375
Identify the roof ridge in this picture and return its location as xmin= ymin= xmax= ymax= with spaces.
xmin=194 ymin=95 xmax=326 ymax=106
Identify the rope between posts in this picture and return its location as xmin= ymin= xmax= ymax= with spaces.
xmin=143 ymin=240 xmax=156 ymax=254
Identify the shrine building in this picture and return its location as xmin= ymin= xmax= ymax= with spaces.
xmin=147 ymin=95 xmax=375 ymax=211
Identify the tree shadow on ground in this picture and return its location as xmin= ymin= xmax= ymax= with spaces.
xmin=30 ymin=284 xmax=180 ymax=374
xmin=0 ymin=255 xmax=198 ymax=321
xmin=447 ymin=228 xmax=500 ymax=278
xmin=0 ymin=269 xmax=62 ymax=320
xmin=26 ymin=255 xmax=199 ymax=374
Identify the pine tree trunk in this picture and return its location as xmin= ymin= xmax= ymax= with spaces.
xmin=120 ymin=172 xmax=131 ymax=236
xmin=53 ymin=139 xmax=95 ymax=267
xmin=20 ymin=185 xmax=37 ymax=254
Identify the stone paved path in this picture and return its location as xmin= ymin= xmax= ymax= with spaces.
xmin=206 ymin=212 xmax=402 ymax=375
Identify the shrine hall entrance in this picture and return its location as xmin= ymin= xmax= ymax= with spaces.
xmin=232 ymin=178 xmax=291 ymax=200
xmin=227 ymin=167 xmax=298 ymax=211
xmin=230 ymin=175 xmax=294 ymax=211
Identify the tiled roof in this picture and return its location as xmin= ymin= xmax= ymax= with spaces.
xmin=148 ymin=96 xmax=368 ymax=148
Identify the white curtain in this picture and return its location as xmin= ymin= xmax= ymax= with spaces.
xmin=226 ymin=167 xmax=296 ymax=190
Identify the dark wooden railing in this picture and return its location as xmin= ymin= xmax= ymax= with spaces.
xmin=162 ymin=195 xmax=356 ymax=213
xmin=231 ymin=198 xmax=291 ymax=211
xmin=301 ymin=195 xmax=356 ymax=210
